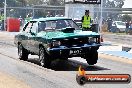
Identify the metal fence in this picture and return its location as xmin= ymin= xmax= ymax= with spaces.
xmin=1 ymin=3 xmax=132 ymax=33
xmin=0 ymin=6 xmax=65 ymax=19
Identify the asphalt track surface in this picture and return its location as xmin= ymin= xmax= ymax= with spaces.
xmin=103 ymin=33 xmax=132 ymax=48
xmin=0 ymin=36 xmax=132 ymax=88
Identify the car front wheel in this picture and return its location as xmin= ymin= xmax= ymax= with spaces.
xmin=85 ymin=50 xmax=98 ymax=65
xmin=39 ymin=47 xmax=51 ymax=67
xmin=18 ymin=44 xmax=28 ymax=60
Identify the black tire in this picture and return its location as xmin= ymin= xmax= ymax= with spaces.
xmin=18 ymin=44 xmax=28 ymax=60
xmin=85 ymin=50 xmax=98 ymax=65
xmin=116 ymin=28 xmax=120 ymax=33
xmin=62 ymin=52 xmax=69 ymax=60
xmin=39 ymin=47 xmax=51 ymax=67
xmin=62 ymin=57 xmax=68 ymax=61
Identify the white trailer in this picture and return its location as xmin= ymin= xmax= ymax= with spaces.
xmin=65 ymin=0 xmax=102 ymax=32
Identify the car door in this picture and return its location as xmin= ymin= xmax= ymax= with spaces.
xmin=21 ymin=22 xmax=32 ymax=50
xmin=28 ymin=21 xmax=38 ymax=53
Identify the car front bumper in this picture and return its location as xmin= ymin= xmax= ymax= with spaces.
xmin=48 ymin=43 xmax=101 ymax=51
xmin=47 ymin=43 xmax=101 ymax=58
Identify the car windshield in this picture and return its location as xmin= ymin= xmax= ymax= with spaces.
xmin=38 ymin=19 xmax=80 ymax=32
xmin=116 ymin=22 xmax=125 ymax=26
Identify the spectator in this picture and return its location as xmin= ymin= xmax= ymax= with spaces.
xmin=129 ymin=21 xmax=132 ymax=29
xmin=81 ymin=10 xmax=92 ymax=31
xmin=129 ymin=21 xmax=132 ymax=35
xmin=107 ymin=17 xmax=112 ymax=32
xmin=125 ymin=20 xmax=130 ymax=34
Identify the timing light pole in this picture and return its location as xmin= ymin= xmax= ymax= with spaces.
xmin=4 ymin=0 xmax=6 ymax=31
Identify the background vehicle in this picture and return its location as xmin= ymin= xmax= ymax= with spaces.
xmin=14 ymin=17 xmax=101 ymax=67
xmin=111 ymin=21 xmax=126 ymax=33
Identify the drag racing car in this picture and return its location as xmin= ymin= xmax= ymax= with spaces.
xmin=14 ymin=17 xmax=101 ymax=67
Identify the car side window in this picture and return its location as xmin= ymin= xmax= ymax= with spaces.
xmin=30 ymin=22 xmax=37 ymax=33
xmin=45 ymin=21 xmax=52 ymax=28
xmin=56 ymin=20 xmax=67 ymax=29
xmin=38 ymin=22 xmax=46 ymax=32
xmin=44 ymin=21 xmax=56 ymax=31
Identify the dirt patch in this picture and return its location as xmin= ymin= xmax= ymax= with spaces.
xmin=0 ymin=33 xmax=14 ymax=41
xmin=0 ymin=72 xmax=31 ymax=88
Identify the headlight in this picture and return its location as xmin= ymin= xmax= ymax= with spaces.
xmin=89 ymin=37 xmax=96 ymax=43
xmin=52 ymin=40 xmax=61 ymax=47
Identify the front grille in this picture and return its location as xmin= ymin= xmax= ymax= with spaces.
xmin=61 ymin=37 xmax=100 ymax=47
xmin=61 ymin=37 xmax=88 ymax=47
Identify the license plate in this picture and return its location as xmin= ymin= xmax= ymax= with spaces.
xmin=70 ymin=50 xmax=81 ymax=54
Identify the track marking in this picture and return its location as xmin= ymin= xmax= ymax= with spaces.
xmin=99 ymin=53 xmax=132 ymax=64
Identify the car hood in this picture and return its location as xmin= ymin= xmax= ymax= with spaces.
xmin=37 ymin=30 xmax=100 ymax=39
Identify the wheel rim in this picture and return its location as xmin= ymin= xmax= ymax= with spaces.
xmin=80 ymin=77 xmax=86 ymax=85
xmin=39 ymin=48 xmax=45 ymax=66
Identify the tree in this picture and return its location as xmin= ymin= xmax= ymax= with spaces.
xmin=26 ymin=0 xmax=44 ymax=6
xmin=0 ymin=0 xmax=4 ymax=7
xmin=114 ymin=0 xmax=125 ymax=8
xmin=104 ymin=0 xmax=125 ymax=8
xmin=122 ymin=15 xmax=132 ymax=22
xmin=16 ymin=0 xmax=27 ymax=6
xmin=48 ymin=0 xmax=64 ymax=5
xmin=103 ymin=0 xmax=125 ymax=20
xmin=0 ymin=0 xmax=65 ymax=18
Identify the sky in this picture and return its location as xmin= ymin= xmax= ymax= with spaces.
xmin=123 ymin=0 xmax=132 ymax=8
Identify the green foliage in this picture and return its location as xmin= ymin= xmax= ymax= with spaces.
xmin=103 ymin=0 xmax=125 ymax=20
xmin=0 ymin=15 xmax=4 ymax=21
xmin=0 ymin=0 xmax=5 ymax=7
xmin=0 ymin=0 xmax=64 ymax=7
xmin=48 ymin=0 xmax=64 ymax=5
xmin=0 ymin=0 xmax=64 ymax=19
xmin=16 ymin=0 xmax=27 ymax=6
xmin=104 ymin=0 xmax=125 ymax=8
xmin=122 ymin=15 xmax=132 ymax=22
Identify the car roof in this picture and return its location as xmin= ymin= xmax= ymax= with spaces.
xmin=32 ymin=17 xmax=72 ymax=22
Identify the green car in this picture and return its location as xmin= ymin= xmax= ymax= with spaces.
xmin=14 ymin=17 xmax=101 ymax=67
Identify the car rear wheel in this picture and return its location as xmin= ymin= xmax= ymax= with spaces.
xmin=39 ymin=47 xmax=51 ymax=67
xmin=116 ymin=28 xmax=120 ymax=33
xmin=85 ymin=50 xmax=98 ymax=65
xmin=18 ymin=44 xmax=28 ymax=60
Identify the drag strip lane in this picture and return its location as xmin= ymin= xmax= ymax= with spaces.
xmin=0 ymin=45 xmax=111 ymax=88
xmin=0 ymin=42 xmax=132 ymax=88
xmin=0 ymin=46 xmax=110 ymax=72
